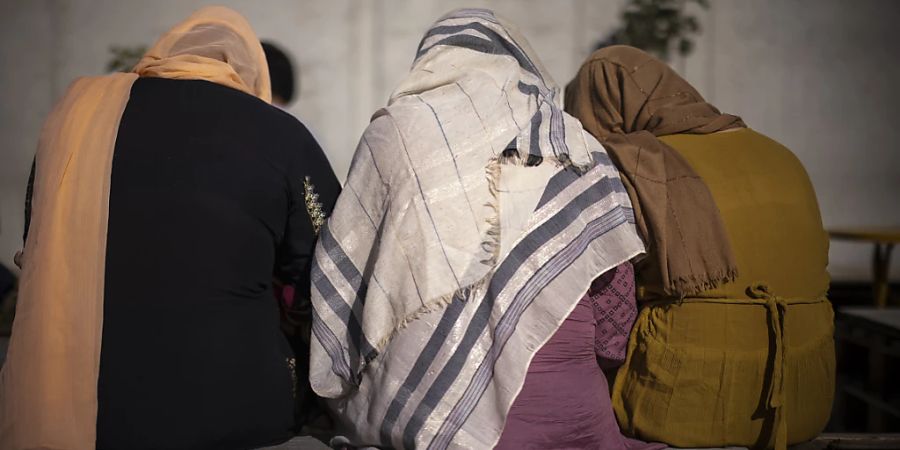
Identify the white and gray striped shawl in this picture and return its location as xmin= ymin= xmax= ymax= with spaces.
xmin=310 ymin=9 xmax=644 ymax=449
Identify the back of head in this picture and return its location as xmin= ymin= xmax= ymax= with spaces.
xmin=565 ymin=45 xmax=738 ymax=138
xmin=390 ymin=8 xmax=592 ymax=170
xmin=134 ymin=6 xmax=271 ymax=103
xmin=261 ymin=41 xmax=296 ymax=106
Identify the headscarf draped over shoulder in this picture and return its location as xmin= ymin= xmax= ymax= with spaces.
xmin=565 ymin=45 xmax=744 ymax=297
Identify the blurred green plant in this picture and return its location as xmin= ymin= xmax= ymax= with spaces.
xmin=106 ymin=45 xmax=147 ymax=73
xmin=606 ymin=0 xmax=709 ymax=60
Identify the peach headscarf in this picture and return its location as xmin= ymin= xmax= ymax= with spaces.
xmin=0 ymin=7 xmax=269 ymax=449
xmin=135 ymin=6 xmax=271 ymax=103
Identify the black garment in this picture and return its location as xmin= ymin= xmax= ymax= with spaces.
xmin=23 ymin=159 xmax=34 ymax=243
xmin=95 ymin=78 xmax=340 ymax=450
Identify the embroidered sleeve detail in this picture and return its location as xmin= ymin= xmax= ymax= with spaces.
xmin=303 ymin=176 xmax=326 ymax=235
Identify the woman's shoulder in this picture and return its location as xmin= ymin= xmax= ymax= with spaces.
xmin=721 ymin=128 xmax=809 ymax=174
xmin=660 ymin=128 xmax=802 ymax=168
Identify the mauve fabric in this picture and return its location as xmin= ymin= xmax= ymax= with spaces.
xmin=495 ymin=263 xmax=663 ymax=450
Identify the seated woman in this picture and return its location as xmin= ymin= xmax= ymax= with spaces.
xmin=0 ymin=7 xmax=339 ymax=450
xmin=566 ymin=46 xmax=834 ymax=450
xmin=308 ymin=9 xmax=656 ymax=450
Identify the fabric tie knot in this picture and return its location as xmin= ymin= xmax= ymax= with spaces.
xmin=747 ymin=281 xmax=788 ymax=449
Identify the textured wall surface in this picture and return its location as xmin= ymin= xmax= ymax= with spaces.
xmin=1 ymin=0 xmax=898 ymax=281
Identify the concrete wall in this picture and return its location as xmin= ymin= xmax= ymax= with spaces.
xmin=1 ymin=0 xmax=898 ymax=281
xmin=682 ymin=0 xmax=900 ymax=282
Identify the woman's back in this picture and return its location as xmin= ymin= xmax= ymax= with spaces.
xmin=96 ymin=77 xmax=338 ymax=449
xmin=614 ymin=129 xmax=834 ymax=448
xmin=656 ymin=128 xmax=829 ymax=299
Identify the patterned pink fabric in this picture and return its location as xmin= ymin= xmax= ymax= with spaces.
xmin=591 ymin=262 xmax=637 ymax=368
xmin=495 ymin=262 xmax=663 ymax=450
xmin=275 ymin=283 xmax=296 ymax=309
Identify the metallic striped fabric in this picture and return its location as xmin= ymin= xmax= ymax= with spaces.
xmin=309 ymin=9 xmax=645 ymax=449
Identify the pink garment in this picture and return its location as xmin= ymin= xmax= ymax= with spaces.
xmin=495 ymin=263 xmax=664 ymax=450
xmin=275 ymin=283 xmax=296 ymax=309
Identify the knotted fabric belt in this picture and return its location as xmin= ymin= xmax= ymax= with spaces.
xmin=642 ymin=282 xmax=825 ymax=450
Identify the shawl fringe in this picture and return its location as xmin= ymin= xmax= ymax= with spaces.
xmin=669 ymin=267 xmax=739 ymax=298
xmin=375 ymin=274 xmax=493 ymax=351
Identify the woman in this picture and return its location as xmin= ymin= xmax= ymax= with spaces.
xmin=565 ymin=46 xmax=834 ymax=450
xmin=309 ymin=9 xmax=648 ymax=450
xmin=0 ymin=7 xmax=339 ymax=449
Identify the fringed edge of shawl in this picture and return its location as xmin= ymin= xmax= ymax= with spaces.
xmin=668 ymin=266 xmax=739 ymax=298
xmin=375 ymin=268 xmax=495 ymax=351
xmin=371 ymin=153 xmax=598 ymax=352
xmin=499 ymin=149 xmax=596 ymax=175
xmin=374 ymin=159 xmax=503 ymax=351
xmin=557 ymin=152 xmax=595 ymax=175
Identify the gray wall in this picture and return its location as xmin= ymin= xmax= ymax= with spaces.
xmin=1 ymin=0 xmax=898 ymax=281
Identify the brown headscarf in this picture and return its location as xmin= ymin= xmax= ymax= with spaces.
xmin=0 ymin=7 xmax=269 ymax=449
xmin=565 ymin=45 xmax=744 ymax=297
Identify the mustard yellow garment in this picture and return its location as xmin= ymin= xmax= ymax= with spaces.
xmin=612 ymin=128 xmax=834 ymax=449
xmin=0 ymin=7 xmax=269 ymax=449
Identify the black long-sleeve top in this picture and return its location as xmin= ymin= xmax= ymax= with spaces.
xmin=67 ymin=77 xmax=342 ymax=450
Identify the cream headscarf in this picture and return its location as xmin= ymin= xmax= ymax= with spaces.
xmin=0 ymin=7 xmax=269 ymax=449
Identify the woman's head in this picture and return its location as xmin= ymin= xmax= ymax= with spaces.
xmin=391 ymin=9 xmax=557 ymax=104
xmin=134 ymin=6 xmax=271 ymax=102
xmin=565 ymin=45 xmax=739 ymax=138
xmin=389 ymin=9 xmax=592 ymax=169
xmin=410 ymin=9 xmax=556 ymax=91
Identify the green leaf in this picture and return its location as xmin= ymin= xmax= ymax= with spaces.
xmin=679 ymin=38 xmax=694 ymax=56
xmin=685 ymin=16 xmax=699 ymax=32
